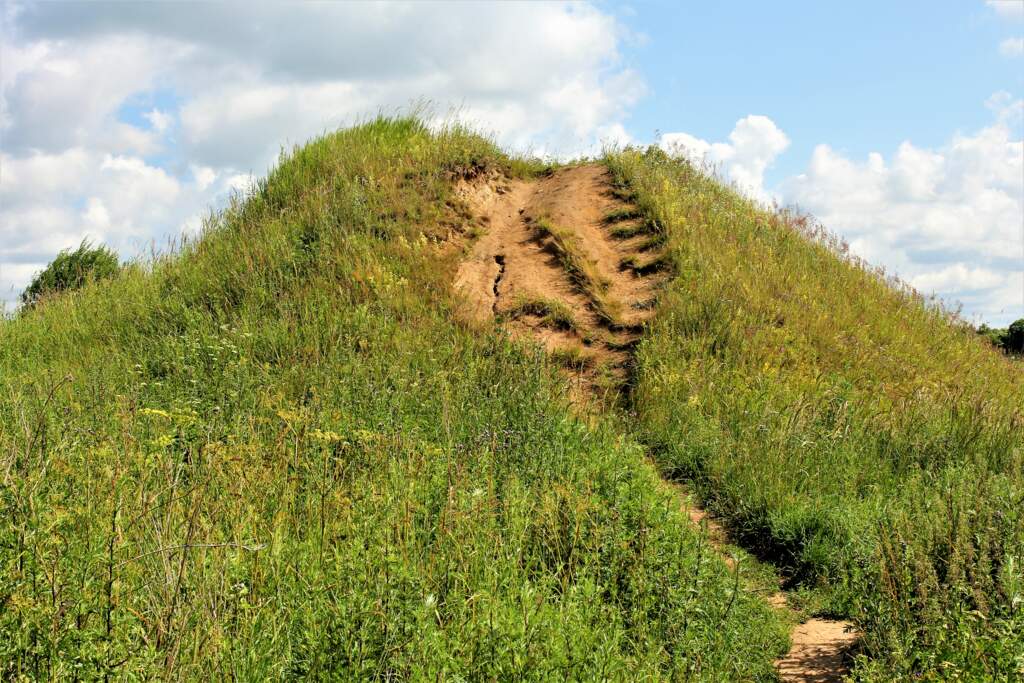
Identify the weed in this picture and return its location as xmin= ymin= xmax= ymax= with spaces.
xmin=505 ymin=293 xmax=578 ymax=331
xmin=609 ymin=221 xmax=654 ymax=239
xmin=550 ymin=345 xmax=594 ymax=371
xmin=602 ymin=207 xmax=642 ymax=224
xmin=619 ymin=252 xmax=672 ymax=276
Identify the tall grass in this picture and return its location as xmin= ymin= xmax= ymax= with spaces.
xmin=606 ymin=146 xmax=1024 ymax=680
xmin=0 ymin=118 xmax=787 ymax=679
xmin=532 ymin=217 xmax=624 ymax=327
xmin=504 ymin=293 xmax=580 ymax=331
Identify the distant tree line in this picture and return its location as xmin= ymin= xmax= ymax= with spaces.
xmin=977 ymin=319 xmax=1024 ymax=355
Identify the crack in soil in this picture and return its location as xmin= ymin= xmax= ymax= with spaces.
xmin=491 ymin=254 xmax=505 ymax=315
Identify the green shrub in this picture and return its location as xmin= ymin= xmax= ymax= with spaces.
xmin=1006 ymin=318 xmax=1024 ymax=354
xmin=976 ymin=319 xmax=1024 ymax=355
xmin=20 ymin=240 xmax=120 ymax=307
xmin=977 ymin=323 xmax=1007 ymax=349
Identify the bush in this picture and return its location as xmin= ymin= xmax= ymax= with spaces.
xmin=21 ymin=240 xmax=119 ymax=307
xmin=1006 ymin=319 xmax=1024 ymax=354
xmin=976 ymin=319 xmax=1024 ymax=355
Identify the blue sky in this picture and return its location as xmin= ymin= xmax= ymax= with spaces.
xmin=615 ymin=0 xmax=1023 ymax=183
xmin=1 ymin=0 xmax=1022 ymax=323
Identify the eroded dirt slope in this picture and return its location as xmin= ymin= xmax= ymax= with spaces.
xmin=454 ymin=164 xmax=667 ymax=403
xmin=453 ymin=163 xmax=858 ymax=681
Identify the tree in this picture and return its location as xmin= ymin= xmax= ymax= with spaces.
xmin=976 ymin=323 xmax=1007 ymax=349
xmin=21 ymin=240 xmax=120 ymax=308
xmin=1005 ymin=319 xmax=1024 ymax=354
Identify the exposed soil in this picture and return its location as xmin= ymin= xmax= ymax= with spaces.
xmin=454 ymin=164 xmax=667 ymax=404
xmin=776 ymin=619 xmax=860 ymax=682
xmin=452 ymin=163 xmax=858 ymax=681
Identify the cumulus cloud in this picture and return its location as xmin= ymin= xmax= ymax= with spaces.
xmin=1000 ymin=36 xmax=1024 ymax=56
xmin=0 ymin=1 xmax=643 ymax=308
xmin=783 ymin=94 xmax=1023 ymax=325
xmin=144 ymin=109 xmax=173 ymax=134
xmin=910 ymin=264 xmax=1006 ymax=293
xmin=9 ymin=1 xmax=641 ymax=167
xmin=660 ymin=115 xmax=790 ymax=202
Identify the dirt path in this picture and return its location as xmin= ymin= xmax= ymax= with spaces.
xmin=678 ymin=490 xmax=858 ymax=681
xmin=454 ymin=164 xmax=667 ymax=404
xmin=453 ymin=164 xmax=858 ymax=681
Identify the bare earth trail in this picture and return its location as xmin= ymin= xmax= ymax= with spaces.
xmin=454 ymin=164 xmax=664 ymax=403
xmin=453 ymin=164 xmax=858 ymax=681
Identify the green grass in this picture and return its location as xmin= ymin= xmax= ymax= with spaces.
xmin=603 ymin=208 xmax=642 ymax=224
xmin=504 ymin=293 xmax=579 ymax=331
xmin=532 ymin=217 xmax=626 ymax=328
xmin=549 ymin=345 xmax=595 ymax=371
xmin=609 ymin=221 xmax=656 ymax=240
xmin=605 ymin=146 xmax=1024 ymax=680
xmin=620 ymin=252 xmax=672 ymax=277
xmin=0 ymin=118 xmax=788 ymax=680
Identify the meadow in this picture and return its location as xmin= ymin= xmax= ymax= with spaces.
xmin=606 ymin=147 xmax=1024 ymax=680
xmin=0 ymin=119 xmax=788 ymax=680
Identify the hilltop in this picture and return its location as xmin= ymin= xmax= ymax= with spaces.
xmin=1 ymin=117 xmax=1021 ymax=681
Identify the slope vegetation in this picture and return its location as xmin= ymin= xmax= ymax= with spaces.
xmin=607 ymin=147 xmax=1024 ymax=680
xmin=0 ymin=119 xmax=788 ymax=680
xmin=453 ymin=162 xmax=859 ymax=681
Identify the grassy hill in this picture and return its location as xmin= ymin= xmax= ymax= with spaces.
xmin=608 ymin=147 xmax=1024 ymax=679
xmin=0 ymin=119 xmax=786 ymax=680
xmin=1 ymin=117 xmax=1020 ymax=680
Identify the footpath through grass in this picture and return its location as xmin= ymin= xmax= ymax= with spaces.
xmin=0 ymin=119 xmax=787 ymax=680
xmin=606 ymin=147 xmax=1024 ymax=680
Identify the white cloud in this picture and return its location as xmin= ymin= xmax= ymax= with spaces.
xmin=144 ymin=108 xmax=173 ymax=134
xmin=1 ymin=1 xmax=642 ymax=308
xmin=0 ymin=36 xmax=179 ymax=154
xmin=191 ymin=165 xmax=217 ymax=192
xmin=783 ymin=94 xmax=1023 ymax=325
xmin=0 ymin=261 xmax=45 ymax=310
xmin=82 ymin=198 xmax=110 ymax=230
xmin=660 ymin=115 xmax=790 ymax=202
xmin=987 ymin=0 xmax=1024 ymax=20
xmin=1000 ymin=37 xmax=1024 ymax=56
xmin=910 ymin=264 xmax=1005 ymax=293
xmin=224 ymin=173 xmax=256 ymax=195
xmin=655 ymin=95 xmax=1022 ymax=324
xmin=1 ymin=149 xmax=183 ymax=257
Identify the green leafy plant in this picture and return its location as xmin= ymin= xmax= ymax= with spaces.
xmin=1006 ymin=318 xmax=1024 ymax=353
xmin=20 ymin=240 xmax=120 ymax=307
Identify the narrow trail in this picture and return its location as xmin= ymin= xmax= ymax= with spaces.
xmin=453 ymin=164 xmax=858 ymax=681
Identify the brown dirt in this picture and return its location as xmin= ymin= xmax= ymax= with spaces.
xmin=776 ymin=619 xmax=860 ymax=682
xmin=452 ymin=163 xmax=858 ymax=681
xmin=454 ymin=164 xmax=667 ymax=404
